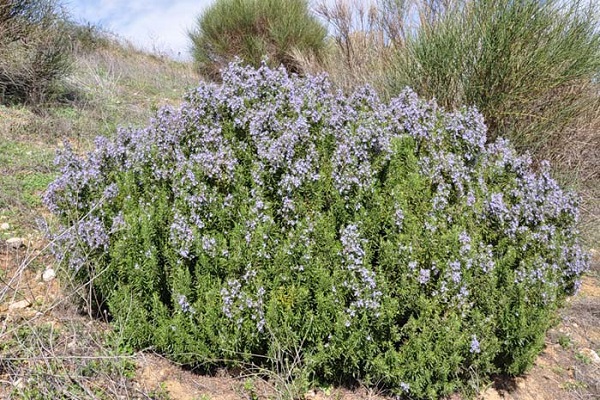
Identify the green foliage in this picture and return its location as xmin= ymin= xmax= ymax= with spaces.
xmin=64 ymin=21 xmax=112 ymax=53
xmin=0 ymin=0 xmax=73 ymax=106
xmin=0 ymin=139 xmax=55 ymax=211
xmin=575 ymin=352 xmax=592 ymax=365
xmin=557 ymin=334 xmax=572 ymax=349
xmin=188 ymin=0 xmax=327 ymax=79
xmin=385 ymin=0 xmax=600 ymax=153
xmin=46 ymin=63 xmax=589 ymax=399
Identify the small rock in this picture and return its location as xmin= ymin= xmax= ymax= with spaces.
xmin=8 ymin=299 xmax=31 ymax=311
xmin=42 ymin=268 xmax=56 ymax=282
xmin=0 ymin=222 xmax=9 ymax=230
xmin=13 ymin=378 xmax=24 ymax=390
xmin=573 ymin=323 xmax=579 ymax=328
xmin=580 ymin=348 xmax=600 ymax=364
xmin=590 ymin=248 xmax=598 ymax=259
xmin=304 ymin=390 xmax=317 ymax=400
xmin=6 ymin=237 xmax=25 ymax=249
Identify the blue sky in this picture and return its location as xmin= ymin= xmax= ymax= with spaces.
xmin=67 ymin=1 xmax=214 ymax=59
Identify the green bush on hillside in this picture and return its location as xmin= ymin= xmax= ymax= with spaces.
xmin=45 ymin=63 xmax=589 ymax=399
xmin=188 ymin=0 xmax=327 ymax=80
xmin=385 ymin=0 xmax=600 ymax=153
xmin=0 ymin=0 xmax=73 ymax=106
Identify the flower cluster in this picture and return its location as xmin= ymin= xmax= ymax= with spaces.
xmin=338 ymin=224 xmax=382 ymax=325
xmin=221 ymin=277 xmax=266 ymax=332
xmin=44 ymin=61 xmax=589 ymax=398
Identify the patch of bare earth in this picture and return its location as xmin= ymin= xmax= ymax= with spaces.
xmin=135 ymin=353 xmax=241 ymax=400
xmin=134 ymin=351 xmax=391 ymax=400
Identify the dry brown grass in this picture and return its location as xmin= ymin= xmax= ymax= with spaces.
xmin=292 ymin=0 xmax=396 ymax=95
xmin=0 ymin=236 xmax=168 ymax=399
xmin=1 ymin=35 xmax=199 ymax=146
xmin=538 ymin=92 xmax=600 ymax=247
xmin=65 ymin=38 xmax=199 ymax=147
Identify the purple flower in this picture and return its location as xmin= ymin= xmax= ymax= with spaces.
xmin=177 ymin=294 xmax=194 ymax=314
xmin=470 ymin=335 xmax=481 ymax=354
xmin=488 ymin=193 xmax=508 ymax=219
xmin=76 ymin=217 xmax=109 ymax=251
xmin=170 ymin=214 xmax=195 ymax=259
xmin=408 ymin=261 xmax=417 ymax=271
xmin=418 ymin=269 xmax=431 ymax=284
xmin=394 ymin=206 xmax=405 ymax=230
xmin=400 ymin=382 xmax=410 ymax=392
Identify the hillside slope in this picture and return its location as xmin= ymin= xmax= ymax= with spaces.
xmin=0 ymin=34 xmax=598 ymax=400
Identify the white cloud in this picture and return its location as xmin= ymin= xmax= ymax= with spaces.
xmin=68 ymin=0 xmax=213 ymax=59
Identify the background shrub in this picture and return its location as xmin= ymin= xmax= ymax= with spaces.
xmin=0 ymin=0 xmax=73 ymax=106
xmin=63 ymin=21 xmax=112 ymax=54
xmin=45 ymin=63 xmax=589 ymax=399
xmin=188 ymin=0 xmax=327 ymax=80
xmin=384 ymin=0 xmax=600 ymax=153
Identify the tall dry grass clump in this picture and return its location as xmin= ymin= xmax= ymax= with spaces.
xmin=299 ymin=1 xmax=388 ymax=94
xmin=295 ymin=0 xmax=410 ymax=95
xmin=188 ymin=0 xmax=327 ymax=80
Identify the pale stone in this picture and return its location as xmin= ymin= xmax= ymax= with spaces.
xmin=580 ymin=348 xmax=600 ymax=364
xmin=0 ymin=222 xmax=9 ymax=230
xmin=6 ymin=237 xmax=25 ymax=249
xmin=8 ymin=299 xmax=31 ymax=311
xmin=42 ymin=268 xmax=56 ymax=282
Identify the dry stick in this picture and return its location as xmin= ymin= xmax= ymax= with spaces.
xmin=1 ymin=353 xmax=139 ymax=362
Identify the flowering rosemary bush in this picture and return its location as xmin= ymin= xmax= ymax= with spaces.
xmin=45 ymin=62 xmax=589 ymax=399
